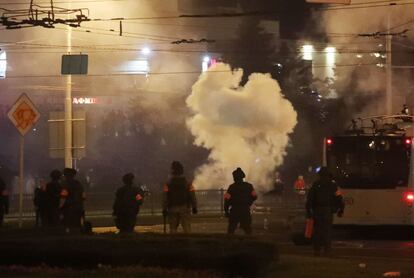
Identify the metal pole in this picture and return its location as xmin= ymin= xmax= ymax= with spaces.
xmin=220 ymin=188 xmax=224 ymax=214
xmin=64 ymin=8 xmax=73 ymax=168
xmin=385 ymin=10 xmax=393 ymax=115
xmin=18 ymin=135 xmax=24 ymax=228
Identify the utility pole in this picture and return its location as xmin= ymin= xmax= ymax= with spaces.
xmin=64 ymin=4 xmax=73 ymax=168
xmin=385 ymin=12 xmax=392 ymax=116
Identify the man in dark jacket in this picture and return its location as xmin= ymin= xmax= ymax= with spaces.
xmin=224 ymin=167 xmax=257 ymax=235
xmin=306 ymin=167 xmax=344 ymax=256
xmin=60 ymin=168 xmax=85 ymax=232
xmin=0 ymin=177 xmax=9 ymax=227
xmin=33 ymin=178 xmax=47 ymax=227
xmin=44 ymin=170 xmax=62 ymax=227
xmin=113 ymin=173 xmax=144 ymax=234
xmin=162 ymin=161 xmax=197 ymax=233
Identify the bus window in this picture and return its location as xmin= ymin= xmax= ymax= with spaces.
xmin=327 ymin=136 xmax=409 ymax=189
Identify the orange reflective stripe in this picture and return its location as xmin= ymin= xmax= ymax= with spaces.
xmin=136 ymin=194 xmax=143 ymax=201
xmin=163 ymin=184 xmax=169 ymax=192
xmin=251 ymin=190 xmax=257 ymax=197
xmin=60 ymin=189 xmax=69 ymax=198
xmin=335 ymin=190 xmax=342 ymax=196
xmin=224 ymin=192 xmax=231 ymax=200
xmin=189 ymin=184 xmax=195 ymax=192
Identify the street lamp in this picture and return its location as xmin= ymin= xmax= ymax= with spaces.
xmin=141 ymin=47 xmax=151 ymax=56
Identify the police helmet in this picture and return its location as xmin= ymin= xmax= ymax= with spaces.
xmin=63 ymin=168 xmax=77 ymax=178
xmin=232 ymin=167 xmax=246 ymax=181
xmin=171 ymin=161 xmax=184 ymax=176
xmin=50 ymin=169 xmax=62 ymax=180
xmin=122 ymin=173 xmax=135 ymax=185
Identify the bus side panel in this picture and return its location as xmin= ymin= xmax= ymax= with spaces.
xmin=334 ymin=189 xmax=414 ymax=226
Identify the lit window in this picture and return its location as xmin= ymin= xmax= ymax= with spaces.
xmin=123 ymin=59 xmax=149 ymax=75
xmin=0 ymin=51 xmax=6 ymax=79
xmin=302 ymin=45 xmax=314 ymax=61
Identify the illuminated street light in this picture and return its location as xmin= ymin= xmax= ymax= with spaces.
xmin=325 ymin=47 xmax=336 ymax=66
xmin=302 ymin=44 xmax=314 ymax=61
xmin=141 ymin=47 xmax=151 ymax=55
xmin=0 ymin=51 xmax=6 ymax=79
xmin=202 ymin=55 xmax=211 ymax=72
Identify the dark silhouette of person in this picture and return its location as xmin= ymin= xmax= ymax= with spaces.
xmin=60 ymin=168 xmax=85 ymax=233
xmin=0 ymin=176 xmax=9 ymax=227
xmin=113 ymin=173 xmax=144 ymax=234
xmin=43 ymin=170 xmax=62 ymax=227
xmin=33 ymin=178 xmax=47 ymax=227
xmin=162 ymin=161 xmax=198 ymax=233
xmin=224 ymin=167 xmax=257 ymax=235
xmin=306 ymin=167 xmax=344 ymax=256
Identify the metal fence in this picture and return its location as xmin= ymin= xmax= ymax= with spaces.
xmin=6 ymin=189 xmax=226 ymax=217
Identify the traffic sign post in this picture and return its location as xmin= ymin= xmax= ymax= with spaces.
xmin=7 ymin=93 xmax=40 ymax=228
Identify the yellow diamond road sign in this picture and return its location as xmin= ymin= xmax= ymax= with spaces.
xmin=8 ymin=93 xmax=40 ymax=136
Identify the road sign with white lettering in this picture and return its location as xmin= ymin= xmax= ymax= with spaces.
xmin=7 ymin=93 xmax=40 ymax=136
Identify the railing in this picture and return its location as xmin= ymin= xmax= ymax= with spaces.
xmin=6 ymin=189 xmax=227 ymax=217
xmin=5 ymin=189 xmax=305 ymax=218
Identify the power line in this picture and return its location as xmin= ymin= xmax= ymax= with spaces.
xmin=0 ymin=63 xmax=386 ymax=79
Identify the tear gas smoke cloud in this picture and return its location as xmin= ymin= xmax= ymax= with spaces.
xmin=186 ymin=63 xmax=297 ymax=192
xmin=315 ymin=0 xmax=414 ymax=114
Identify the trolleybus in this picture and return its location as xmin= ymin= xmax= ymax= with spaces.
xmin=324 ymin=115 xmax=414 ymax=226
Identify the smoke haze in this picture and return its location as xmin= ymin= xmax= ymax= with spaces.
xmin=186 ymin=63 xmax=297 ymax=191
xmin=315 ymin=0 xmax=414 ymax=114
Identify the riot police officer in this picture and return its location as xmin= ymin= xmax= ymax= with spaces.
xmin=44 ymin=170 xmax=62 ymax=227
xmin=0 ymin=176 xmax=9 ymax=227
xmin=60 ymin=168 xmax=85 ymax=232
xmin=306 ymin=167 xmax=344 ymax=256
xmin=224 ymin=167 xmax=257 ymax=235
xmin=162 ymin=161 xmax=198 ymax=233
xmin=113 ymin=173 xmax=144 ymax=234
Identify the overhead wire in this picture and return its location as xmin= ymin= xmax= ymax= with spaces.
xmin=0 ymin=64 xmax=381 ymax=79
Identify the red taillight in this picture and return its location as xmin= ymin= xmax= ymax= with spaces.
xmin=405 ymin=138 xmax=412 ymax=146
xmin=326 ymin=138 xmax=333 ymax=145
xmin=403 ymin=192 xmax=414 ymax=204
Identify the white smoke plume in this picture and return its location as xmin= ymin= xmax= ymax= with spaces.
xmin=186 ymin=63 xmax=297 ymax=192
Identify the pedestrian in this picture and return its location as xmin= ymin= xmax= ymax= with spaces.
xmin=162 ymin=161 xmax=198 ymax=233
xmin=305 ymin=167 xmax=344 ymax=256
xmin=33 ymin=178 xmax=47 ymax=227
xmin=44 ymin=170 xmax=62 ymax=227
xmin=0 ymin=176 xmax=9 ymax=227
xmin=294 ymin=175 xmax=306 ymax=192
xmin=112 ymin=173 xmax=144 ymax=234
xmin=60 ymin=168 xmax=85 ymax=233
xmin=224 ymin=167 xmax=257 ymax=235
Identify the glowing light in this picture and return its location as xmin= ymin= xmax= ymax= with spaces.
xmin=326 ymin=138 xmax=333 ymax=145
xmin=373 ymin=52 xmax=381 ymax=58
xmin=73 ymin=97 xmax=98 ymax=105
xmin=123 ymin=60 xmax=149 ymax=74
xmin=356 ymin=54 xmax=363 ymax=58
xmin=302 ymin=45 xmax=314 ymax=61
xmin=325 ymin=47 xmax=336 ymax=66
xmin=404 ymin=192 xmax=414 ymax=203
xmin=202 ymin=56 xmax=211 ymax=72
xmin=141 ymin=47 xmax=151 ymax=55
xmin=0 ymin=51 xmax=6 ymax=79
